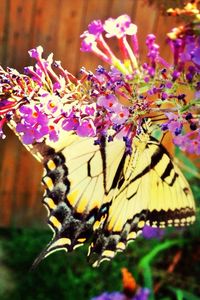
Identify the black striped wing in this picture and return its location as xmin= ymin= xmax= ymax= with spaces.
xmin=87 ymin=136 xmax=195 ymax=266
xmin=33 ymin=131 xmax=195 ymax=267
xmin=33 ymin=132 xmax=126 ymax=266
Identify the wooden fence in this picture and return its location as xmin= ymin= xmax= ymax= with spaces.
xmin=0 ymin=0 xmax=181 ymax=227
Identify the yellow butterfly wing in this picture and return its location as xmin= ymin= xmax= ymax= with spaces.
xmin=32 ymin=131 xmax=126 ymax=266
xmin=31 ymin=126 xmax=195 ymax=267
xmin=87 ymin=134 xmax=195 ymax=266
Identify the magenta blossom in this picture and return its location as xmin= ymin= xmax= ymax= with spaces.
xmin=91 ymin=288 xmax=150 ymax=300
xmin=62 ymin=112 xmax=80 ymax=131
xmin=88 ymin=20 xmax=103 ymax=36
xmin=97 ymin=94 xmax=119 ymax=111
xmin=80 ymin=32 xmax=97 ymax=52
xmin=28 ymin=45 xmax=43 ymax=59
xmin=104 ymin=15 xmax=137 ymax=39
xmin=173 ymin=130 xmax=200 ymax=155
xmin=76 ymin=119 xmax=96 ymax=137
xmin=40 ymin=94 xmax=64 ymax=117
xmin=111 ymin=106 xmax=129 ymax=125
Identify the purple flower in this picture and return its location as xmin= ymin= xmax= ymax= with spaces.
xmin=165 ymin=81 xmax=173 ymax=89
xmin=88 ymin=20 xmax=103 ymax=36
xmin=91 ymin=289 xmax=150 ymax=300
xmin=111 ymin=106 xmax=129 ymax=125
xmin=147 ymin=43 xmax=160 ymax=60
xmin=18 ymin=105 xmax=49 ymax=127
xmin=40 ymin=94 xmax=64 ymax=117
xmin=134 ymin=288 xmax=150 ymax=300
xmin=19 ymin=105 xmax=32 ymax=116
xmin=53 ymin=81 xmax=61 ymax=92
xmin=171 ymin=70 xmax=181 ymax=81
xmin=62 ymin=112 xmax=80 ymax=131
xmin=173 ymin=131 xmax=200 ymax=155
xmin=161 ymin=92 xmax=168 ymax=100
xmin=28 ymin=46 xmax=43 ymax=59
xmin=142 ymin=225 xmax=165 ymax=239
xmin=76 ymin=119 xmax=96 ymax=137
xmin=48 ymin=124 xmax=59 ymax=142
xmin=16 ymin=123 xmax=35 ymax=144
xmin=85 ymin=104 xmax=96 ymax=116
xmin=192 ymin=47 xmax=200 ymax=66
xmin=97 ymin=94 xmax=119 ymax=111
xmin=80 ymin=32 xmax=97 ymax=52
xmin=91 ymin=292 xmax=125 ymax=300
xmin=16 ymin=104 xmax=51 ymax=144
xmin=164 ymin=113 xmax=183 ymax=136
xmin=16 ymin=122 xmax=49 ymax=144
xmin=145 ymin=34 xmax=156 ymax=47
xmin=104 ymin=15 xmax=137 ymax=39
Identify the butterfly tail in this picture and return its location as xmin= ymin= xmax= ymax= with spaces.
xmin=30 ymin=240 xmax=54 ymax=271
xmin=30 ymin=235 xmax=69 ymax=271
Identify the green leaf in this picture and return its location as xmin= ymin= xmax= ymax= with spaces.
xmin=139 ymin=240 xmax=181 ymax=269
xmin=138 ymin=240 xmax=182 ymax=300
xmin=168 ymin=287 xmax=200 ymax=300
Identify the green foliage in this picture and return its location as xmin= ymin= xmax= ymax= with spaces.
xmin=0 ymin=221 xmax=199 ymax=300
xmin=168 ymin=287 xmax=200 ymax=300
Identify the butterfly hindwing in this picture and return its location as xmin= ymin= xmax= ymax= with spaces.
xmin=145 ymin=139 xmax=195 ymax=227
xmin=87 ymin=133 xmax=195 ymax=266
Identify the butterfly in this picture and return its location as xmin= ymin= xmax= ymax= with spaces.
xmin=10 ymin=119 xmax=196 ymax=267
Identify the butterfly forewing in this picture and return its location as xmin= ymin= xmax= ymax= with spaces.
xmin=33 ymin=132 xmax=127 ymax=266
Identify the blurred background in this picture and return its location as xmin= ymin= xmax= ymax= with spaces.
xmin=0 ymin=1 xmax=199 ymax=300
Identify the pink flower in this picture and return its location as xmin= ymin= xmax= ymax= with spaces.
xmin=48 ymin=124 xmax=59 ymax=142
xmin=97 ymin=94 xmax=118 ymax=111
xmin=173 ymin=131 xmax=200 ymax=154
xmin=88 ymin=20 xmax=103 ymax=36
xmin=76 ymin=119 xmax=96 ymax=137
xmin=84 ymin=104 xmax=96 ymax=116
xmin=40 ymin=94 xmax=64 ymax=117
xmin=62 ymin=112 xmax=80 ymax=131
xmin=80 ymin=32 xmax=97 ymax=52
xmin=28 ymin=46 xmax=44 ymax=59
xmin=111 ymin=106 xmax=129 ymax=125
xmin=103 ymin=15 xmax=137 ymax=39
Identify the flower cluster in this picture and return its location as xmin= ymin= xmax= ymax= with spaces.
xmin=0 ymin=2 xmax=199 ymax=154
xmin=91 ymin=268 xmax=150 ymax=300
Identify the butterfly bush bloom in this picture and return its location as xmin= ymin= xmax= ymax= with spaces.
xmin=103 ymin=15 xmax=137 ymax=38
xmin=92 ymin=269 xmax=150 ymax=300
xmin=0 ymin=3 xmax=199 ymax=155
xmin=16 ymin=105 xmax=50 ymax=144
xmin=76 ymin=119 xmax=96 ymax=137
xmin=91 ymin=290 xmax=149 ymax=300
